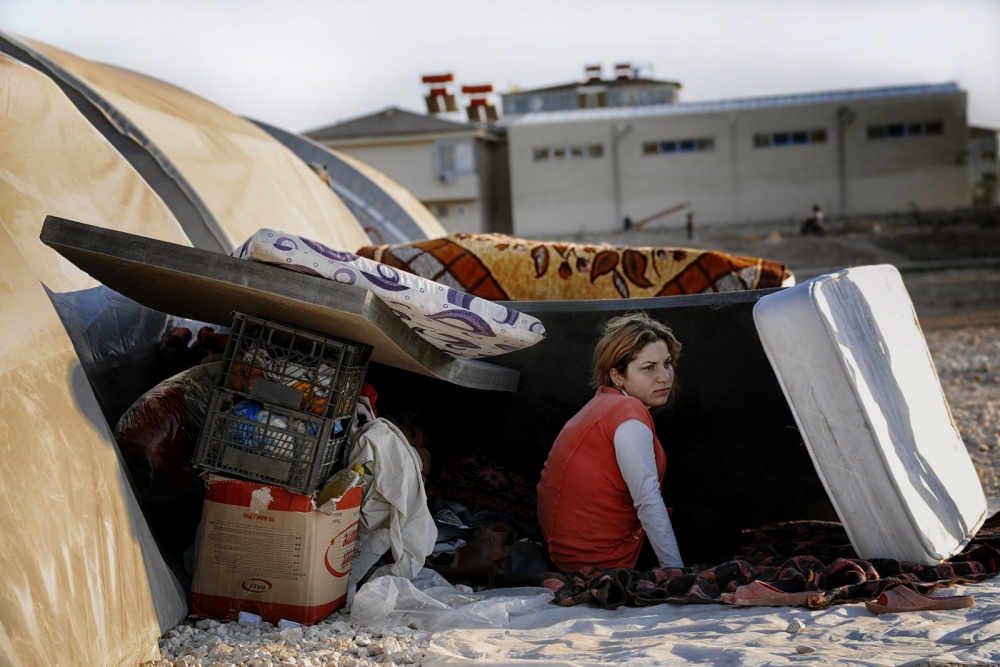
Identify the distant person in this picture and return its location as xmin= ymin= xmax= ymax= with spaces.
xmin=623 ymin=215 xmax=633 ymax=232
xmin=685 ymin=212 xmax=695 ymax=240
xmin=801 ymin=204 xmax=825 ymax=236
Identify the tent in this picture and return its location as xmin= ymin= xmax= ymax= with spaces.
xmin=0 ymin=31 xmax=441 ymax=666
xmin=1 ymin=31 xmax=370 ymax=253
xmin=0 ymin=50 xmax=192 ymax=667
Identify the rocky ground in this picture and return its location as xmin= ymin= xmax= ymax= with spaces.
xmin=144 ymin=212 xmax=1000 ymax=667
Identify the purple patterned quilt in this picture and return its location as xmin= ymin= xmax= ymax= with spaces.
xmin=233 ymin=229 xmax=546 ymax=359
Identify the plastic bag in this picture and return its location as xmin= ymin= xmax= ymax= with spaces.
xmin=350 ymin=568 xmax=553 ymax=631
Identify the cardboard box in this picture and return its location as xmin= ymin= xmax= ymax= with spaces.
xmin=189 ymin=474 xmax=362 ymax=625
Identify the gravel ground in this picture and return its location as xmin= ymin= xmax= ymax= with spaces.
xmin=141 ymin=612 xmax=430 ymax=667
xmin=142 ymin=216 xmax=999 ymax=667
xmin=926 ymin=324 xmax=1000 ymax=499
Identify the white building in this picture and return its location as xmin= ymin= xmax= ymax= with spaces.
xmin=306 ymin=107 xmax=511 ymax=235
xmin=308 ymin=71 xmax=974 ymax=240
xmin=504 ymin=82 xmax=970 ymax=237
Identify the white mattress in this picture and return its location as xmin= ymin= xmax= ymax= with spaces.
xmin=753 ymin=265 xmax=987 ymax=565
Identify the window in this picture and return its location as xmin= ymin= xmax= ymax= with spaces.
xmin=754 ymin=128 xmax=827 ymax=148
xmin=532 ymin=144 xmax=605 ymax=161
xmin=435 ymin=140 xmax=477 ymax=180
xmin=867 ymin=120 xmax=944 ymax=140
xmin=642 ymin=137 xmax=715 ymax=156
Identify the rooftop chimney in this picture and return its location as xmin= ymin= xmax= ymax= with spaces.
xmin=461 ymin=83 xmax=498 ymax=123
xmin=421 ymin=73 xmax=458 ymax=114
xmin=584 ymin=64 xmax=603 ymax=83
xmin=614 ymin=63 xmax=633 ymax=80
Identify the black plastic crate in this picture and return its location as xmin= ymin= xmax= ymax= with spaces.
xmin=219 ymin=313 xmax=371 ymax=421
xmin=193 ymin=388 xmax=351 ymax=493
xmin=192 ymin=313 xmax=372 ymax=493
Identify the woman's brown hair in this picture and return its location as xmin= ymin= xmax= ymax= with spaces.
xmin=591 ymin=311 xmax=682 ymax=397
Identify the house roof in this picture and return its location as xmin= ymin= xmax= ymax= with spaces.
xmin=508 ymin=82 xmax=963 ymax=126
xmin=305 ymin=107 xmax=480 ymax=141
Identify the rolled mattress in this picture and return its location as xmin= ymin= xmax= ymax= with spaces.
xmin=752 ymin=264 xmax=987 ymax=565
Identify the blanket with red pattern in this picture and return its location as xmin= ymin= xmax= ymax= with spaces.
xmin=541 ymin=514 xmax=1000 ymax=609
xmin=357 ymin=233 xmax=791 ymax=301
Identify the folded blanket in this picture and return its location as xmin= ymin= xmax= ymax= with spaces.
xmin=233 ymin=229 xmax=546 ymax=359
xmin=541 ymin=513 xmax=1000 ymax=609
xmin=357 ymin=233 xmax=792 ymax=301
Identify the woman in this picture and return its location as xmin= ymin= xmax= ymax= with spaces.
xmin=536 ymin=312 xmax=685 ymax=572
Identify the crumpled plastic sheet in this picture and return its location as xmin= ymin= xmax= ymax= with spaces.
xmin=346 ymin=418 xmax=437 ymax=590
xmin=351 ymin=567 xmax=554 ymax=632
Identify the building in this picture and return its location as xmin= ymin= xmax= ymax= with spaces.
xmin=305 ymin=107 xmax=511 ymax=235
xmin=504 ymin=82 xmax=970 ymax=237
xmin=308 ymin=66 xmax=973 ymax=240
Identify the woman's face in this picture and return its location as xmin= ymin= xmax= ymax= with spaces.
xmin=613 ymin=339 xmax=675 ymax=408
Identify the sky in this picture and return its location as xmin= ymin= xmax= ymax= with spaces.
xmin=2 ymin=0 xmax=999 ymax=134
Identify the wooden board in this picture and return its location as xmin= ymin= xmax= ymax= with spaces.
xmin=40 ymin=216 xmax=519 ymax=392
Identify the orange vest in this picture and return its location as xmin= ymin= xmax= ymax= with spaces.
xmin=536 ymin=387 xmax=666 ymax=571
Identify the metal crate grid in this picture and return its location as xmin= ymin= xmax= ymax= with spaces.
xmin=221 ymin=313 xmax=372 ymax=422
xmin=194 ymin=388 xmax=349 ymax=494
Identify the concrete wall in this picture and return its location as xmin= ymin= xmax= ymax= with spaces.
xmin=508 ymin=90 xmax=970 ymax=238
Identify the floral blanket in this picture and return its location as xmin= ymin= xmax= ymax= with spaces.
xmin=542 ymin=514 xmax=1000 ymax=609
xmin=357 ymin=233 xmax=791 ymax=301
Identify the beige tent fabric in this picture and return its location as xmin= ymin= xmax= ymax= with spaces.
xmin=0 ymin=54 xmax=190 ymax=293
xmin=0 ymin=222 xmax=187 ymax=666
xmin=332 ymin=148 xmax=448 ymax=239
xmin=0 ymin=54 xmax=188 ymax=666
xmin=19 ymin=35 xmax=371 ymax=254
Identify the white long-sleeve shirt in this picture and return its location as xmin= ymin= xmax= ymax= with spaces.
xmin=613 ymin=419 xmax=685 ymax=568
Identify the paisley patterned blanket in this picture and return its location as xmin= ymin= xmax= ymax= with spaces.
xmin=357 ymin=233 xmax=792 ymax=301
xmin=542 ymin=513 xmax=1000 ymax=609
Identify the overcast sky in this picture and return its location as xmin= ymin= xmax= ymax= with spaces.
xmin=2 ymin=0 xmax=998 ymax=134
